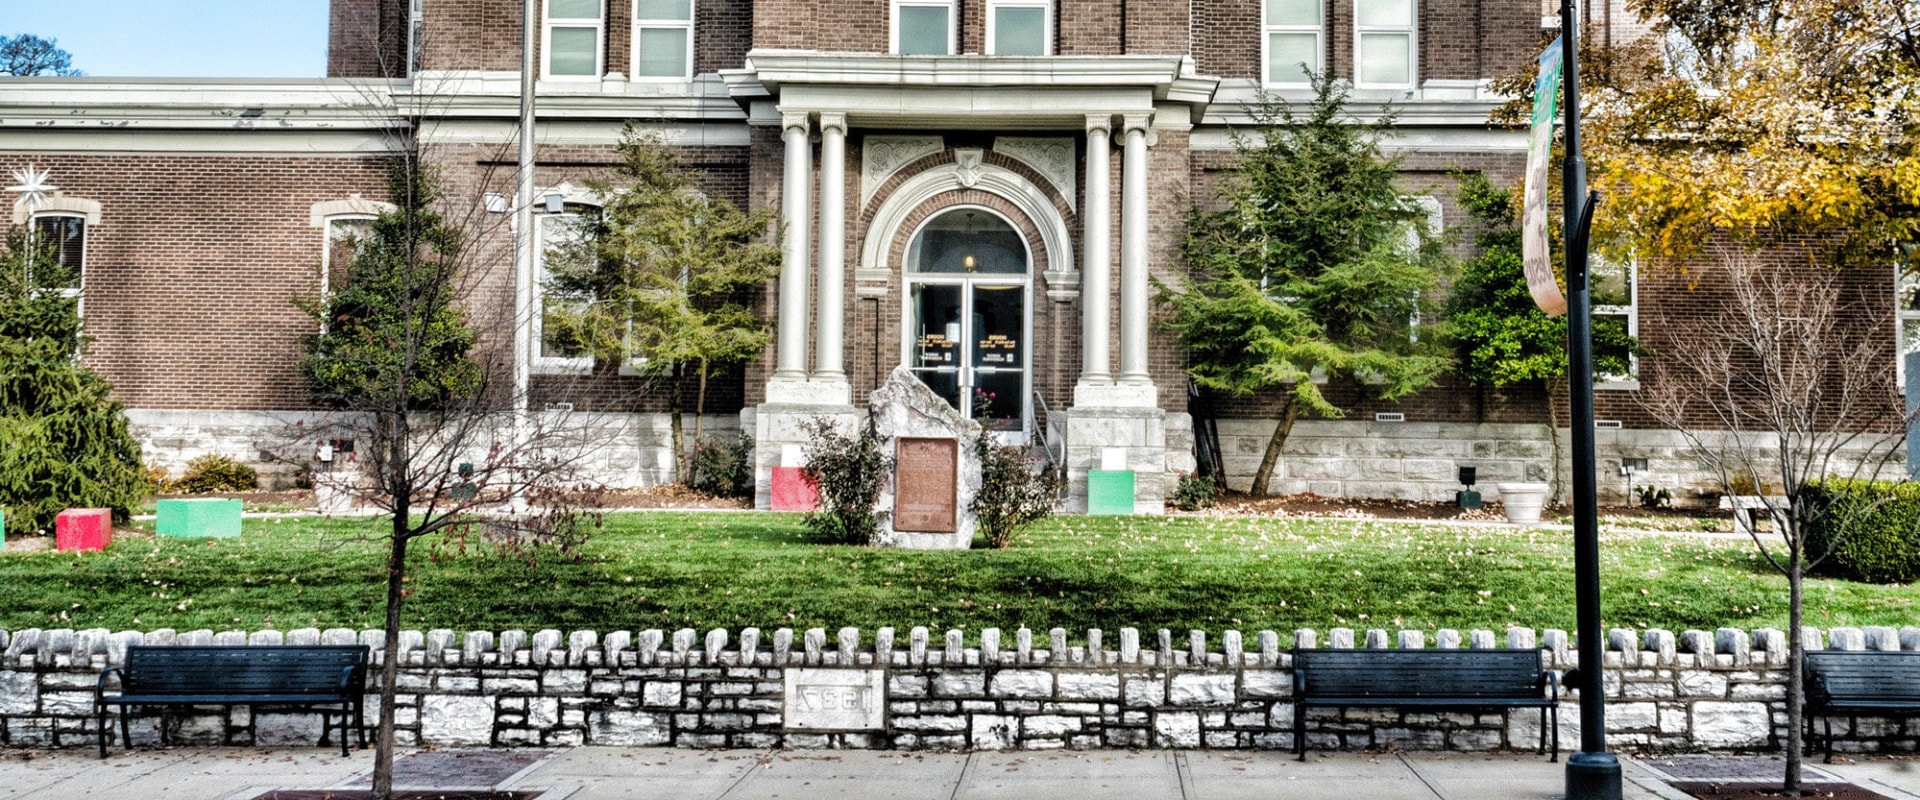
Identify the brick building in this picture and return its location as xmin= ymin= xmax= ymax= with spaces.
xmin=0 ymin=0 xmax=1901 ymax=511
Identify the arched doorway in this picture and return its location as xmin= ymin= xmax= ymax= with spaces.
xmin=902 ymin=208 xmax=1031 ymax=443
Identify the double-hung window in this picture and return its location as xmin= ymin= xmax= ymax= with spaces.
xmin=1592 ymin=254 xmax=1639 ymax=385
xmin=545 ymin=0 xmax=604 ymax=78
xmin=987 ymin=0 xmax=1050 ymax=56
xmin=893 ymin=0 xmax=956 ymax=55
xmin=1354 ymin=0 xmax=1416 ymax=89
xmin=29 ymin=214 xmax=85 ymax=305
xmin=633 ymin=0 xmax=694 ymax=79
xmin=535 ymin=207 xmax=597 ymax=374
xmin=1897 ymin=270 xmax=1920 ymax=385
xmin=1263 ymin=0 xmax=1322 ymax=86
xmin=323 ymin=217 xmax=373 ymax=298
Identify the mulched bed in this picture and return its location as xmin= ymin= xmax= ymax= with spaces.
xmin=1668 ymin=782 xmax=1896 ymax=800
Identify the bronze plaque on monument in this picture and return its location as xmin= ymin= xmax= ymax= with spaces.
xmin=894 ymin=437 xmax=958 ymax=532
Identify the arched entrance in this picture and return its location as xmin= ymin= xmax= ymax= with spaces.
xmin=902 ymin=208 xmax=1031 ymax=443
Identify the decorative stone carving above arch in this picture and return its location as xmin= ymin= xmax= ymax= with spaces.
xmin=856 ymin=157 xmax=1078 ymax=297
xmin=861 ymin=136 xmax=945 ymax=206
xmin=992 ymin=137 xmax=1076 ymax=212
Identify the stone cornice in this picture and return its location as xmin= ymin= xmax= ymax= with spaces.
xmin=723 ymin=52 xmax=1221 ymax=129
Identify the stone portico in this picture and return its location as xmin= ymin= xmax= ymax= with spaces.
xmin=729 ymin=54 xmax=1212 ymax=513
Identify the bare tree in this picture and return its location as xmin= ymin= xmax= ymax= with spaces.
xmin=281 ymin=39 xmax=611 ymax=800
xmin=1641 ymin=248 xmax=1907 ymax=791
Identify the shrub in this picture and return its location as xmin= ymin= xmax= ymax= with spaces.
xmin=1172 ymin=472 xmax=1222 ymax=511
xmin=1801 ymin=478 xmax=1920 ymax=584
xmin=689 ymin=432 xmax=754 ymax=499
xmin=971 ymin=430 xmax=1058 ymax=549
xmin=170 ymin=454 xmax=259 ymax=494
xmin=801 ymin=414 xmax=891 ymax=546
xmin=1635 ymin=485 xmax=1672 ymax=509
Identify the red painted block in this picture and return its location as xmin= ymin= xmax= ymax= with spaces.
xmin=55 ymin=508 xmax=112 ymax=552
xmin=770 ymin=466 xmax=820 ymax=512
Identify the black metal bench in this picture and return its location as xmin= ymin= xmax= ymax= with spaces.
xmin=1292 ymin=647 xmax=1559 ymax=761
xmin=94 ymin=644 xmax=370 ymax=758
xmin=1804 ymin=649 xmax=1920 ymax=763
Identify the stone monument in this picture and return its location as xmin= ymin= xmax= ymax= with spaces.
xmin=868 ymin=366 xmax=982 ymax=549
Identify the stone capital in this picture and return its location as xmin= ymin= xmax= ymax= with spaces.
xmin=1084 ymin=114 xmax=1113 ymax=136
xmin=780 ymin=110 xmax=813 ymax=136
xmin=818 ymin=111 xmax=848 ymax=135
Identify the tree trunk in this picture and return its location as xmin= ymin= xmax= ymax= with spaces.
xmin=690 ymin=358 xmax=710 ymax=485
xmin=1546 ymin=378 xmax=1569 ymax=509
xmin=1785 ymin=556 xmax=1805 ymax=793
xmin=1249 ymin=396 xmax=1300 ymax=498
xmin=668 ymin=364 xmax=685 ymax=485
xmin=371 ymin=413 xmax=411 ymax=800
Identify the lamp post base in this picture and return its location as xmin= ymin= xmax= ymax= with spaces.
xmin=1566 ymin=751 xmax=1622 ymax=800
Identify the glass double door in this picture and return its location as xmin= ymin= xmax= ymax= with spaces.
xmin=908 ymin=280 xmax=1027 ymax=439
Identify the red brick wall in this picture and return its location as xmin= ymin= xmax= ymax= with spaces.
xmin=329 ymin=0 xmax=408 ymax=77
xmin=0 ymin=154 xmax=392 ymax=410
xmin=1060 ymin=0 xmax=1123 ymax=54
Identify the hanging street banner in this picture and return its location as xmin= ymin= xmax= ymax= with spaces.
xmin=1523 ymin=37 xmax=1569 ymax=317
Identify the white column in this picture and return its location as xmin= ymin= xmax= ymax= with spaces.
xmin=774 ymin=110 xmax=813 ymax=381
xmin=1118 ymin=113 xmax=1152 ymax=384
xmin=1080 ymin=114 xmax=1113 ymax=387
xmin=814 ymin=112 xmax=848 ymax=383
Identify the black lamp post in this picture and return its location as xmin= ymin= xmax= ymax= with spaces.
xmin=1560 ymin=1 xmax=1622 ymax=798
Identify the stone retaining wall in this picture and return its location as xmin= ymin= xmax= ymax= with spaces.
xmin=4 ymin=625 xmax=1917 ymax=755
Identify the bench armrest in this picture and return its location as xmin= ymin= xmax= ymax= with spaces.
xmin=337 ymin=665 xmax=361 ymax=695
xmin=95 ymin=667 xmax=123 ymax=705
xmin=1542 ymin=670 xmax=1560 ymax=698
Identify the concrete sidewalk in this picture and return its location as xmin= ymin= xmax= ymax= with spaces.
xmin=3 ymin=746 xmax=1918 ymax=800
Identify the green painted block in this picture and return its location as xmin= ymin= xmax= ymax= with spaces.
xmin=0 ymin=507 xmax=5 ymax=538
xmin=1086 ymin=470 xmax=1136 ymax=515
xmin=155 ymin=498 xmax=243 ymax=538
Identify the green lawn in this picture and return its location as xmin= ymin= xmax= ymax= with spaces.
xmin=0 ymin=511 xmax=1910 ymax=636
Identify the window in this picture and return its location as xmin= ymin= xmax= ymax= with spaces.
xmin=408 ymin=0 xmax=424 ymax=74
xmin=892 ymin=0 xmax=955 ymax=55
xmin=535 ymin=207 xmax=596 ymax=374
xmin=323 ymin=217 xmax=373 ymax=297
xmin=1898 ymin=270 xmax=1920 ymax=385
xmin=1354 ymin=0 xmax=1416 ymax=88
xmin=544 ymin=0 xmax=604 ymax=78
xmin=1592 ymin=254 xmax=1639 ymax=385
xmin=633 ymin=0 xmax=694 ymax=78
xmin=987 ymin=0 xmax=1050 ymax=56
xmin=1263 ymin=0 xmax=1322 ymax=86
xmin=29 ymin=213 xmax=85 ymax=301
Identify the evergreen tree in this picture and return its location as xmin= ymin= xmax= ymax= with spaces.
xmin=1161 ymin=78 xmax=1450 ymax=496
xmin=302 ymin=162 xmax=481 ymax=407
xmin=0 ymin=226 xmax=146 ymax=532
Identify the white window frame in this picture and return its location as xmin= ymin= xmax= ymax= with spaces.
xmin=632 ymin=0 xmax=695 ymax=79
xmin=543 ymin=0 xmax=605 ymax=79
xmin=1353 ymin=0 xmax=1418 ymax=90
xmin=986 ymin=0 xmax=1052 ymax=56
xmin=534 ymin=206 xmax=597 ymax=375
xmin=1401 ymin=195 xmax=1443 ymax=343
xmin=321 ymin=215 xmax=375 ymax=300
xmin=891 ymin=0 xmax=957 ymax=55
xmin=1592 ymin=254 xmax=1640 ymax=388
xmin=27 ymin=212 xmax=86 ymax=312
xmin=1896 ymin=269 xmax=1920 ymax=386
xmin=1261 ymin=0 xmax=1323 ymax=87
xmin=408 ymin=0 xmax=424 ymax=75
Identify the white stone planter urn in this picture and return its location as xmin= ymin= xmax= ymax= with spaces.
xmin=1496 ymin=482 xmax=1550 ymax=525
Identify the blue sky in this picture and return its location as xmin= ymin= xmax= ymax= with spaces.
xmin=1 ymin=0 xmax=329 ymax=77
